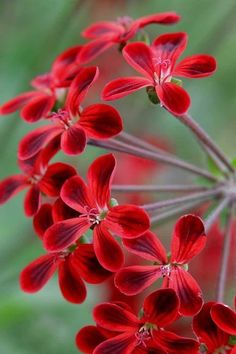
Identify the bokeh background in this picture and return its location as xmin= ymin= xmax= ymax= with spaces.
xmin=0 ymin=0 xmax=236 ymax=353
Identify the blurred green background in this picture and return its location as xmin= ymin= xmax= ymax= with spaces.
xmin=0 ymin=0 xmax=236 ymax=353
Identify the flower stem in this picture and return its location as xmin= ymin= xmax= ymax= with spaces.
xmin=174 ymin=112 xmax=234 ymax=175
xmin=112 ymin=184 xmax=209 ymax=193
xmin=216 ymin=203 xmax=234 ymax=302
xmin=88 ymin=138 xmax=219 ymax=182
xmin=204 ymin=198 xmax=230 ymax=232
xmin=142 ymin=187 xmax=223 ymax=212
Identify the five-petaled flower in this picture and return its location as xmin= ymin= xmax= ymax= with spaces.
xmin=78 ymin=12 xmax=180 ymax=63
xmin=102 ymin=32 xmax=216 ymax=115
xmin=76 ymin=288 xmax=200 ymax=353
xmin=115 ymin=214 xmax=206 ymax=316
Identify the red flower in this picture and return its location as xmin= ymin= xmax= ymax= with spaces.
xmin=193 ymin=302 xmax=236 ymax=353
xmin=115 ymin=214 xmax=206 ymax=316
xmin=0 ymin=46 xmax=82 ymax=122
xmin=102 ymin=32 xmax=216 ymax=115
xmin=20 ymin=243 xmax=111 ymax=304
xmin=18 ymin=67 xmax=123 ymax=160
xmin=78 ymin=12 xmax=180 ymax=63
xmin=76 ymin=288 xmax=199 ymax=353
xmin=0 ymin=139 xmax=76 ymax=216
xmin=43 ymin=153 xmax=150 ymax=272
xmin=211 ymin=298 xmax=236 ymax=336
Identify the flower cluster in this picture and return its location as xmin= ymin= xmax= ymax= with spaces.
xmin=0 ymin=7 xmax=235 ymax=354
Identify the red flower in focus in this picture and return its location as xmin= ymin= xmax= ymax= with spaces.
xmin=115 ymin=214 xmax=206 ymax=316
xmin=0 ymin=139 xmax=76 ymax=216
xmin=43 ymin=153 xmax=150 ymax=272
xmin=102 ymin=32 xmax=216 ymax=115
xmin=0 ymin=46 xmax=82 ymax=122
xmin=193 ymin=302 xmax=236 ymax=353
xmin=20 ymin=243 xmax=111 ymax=304
xmin=76 ymin=288 xmax=199 ymax=353
xmin=18 ymin=67 xmax=123 ymax=160
xmin=78 ymin=12 xmax=180 ymax=63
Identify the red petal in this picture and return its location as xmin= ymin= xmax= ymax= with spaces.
xmin=94 ymin=333 xmax=136 ymax=354
xmin=93 ymin=224 xmax=124 ymax=272
xmin=123 ymin=42 xmax=155 ymax=79
xmin=65 ymin=67 xmax=99 ymax=115
xmin=163 ymin=267 xmax=203 ymax=316
xmin=105 ymin=205 xmax=150 ymax=238
xmin=102 ymin=77 xmax=151 ymax=101
xmin=58 ymin=257 xmax=86 ymax=304
xmin=35 ymin=136 xmax=61 ymax=170
xmin=39 ymin=162 xmax=76 ymax=196
xmin=43 ymin=217 xmax=90 ymax=252
xmin=76 ymin=325 xmax=107 ymax=353
xmin=135 ymin=12 xmax=181 ymax=27
xmin=93 ymin=302 xmax=140 ymax=331
xmin=24 ymin=185 xmax=41 ymax=217
xmin=52 ymin=197 xmax=79 ymax=222
xmin=72 ymin=243 xmax=112 ymax=283
xmin=60 ymin=175 xmax=95 ymax=213
xmin=171 ymin=214 xmax=206 ymax=264
xmin=18 ymin=125 xmax=62 ymax=160
xmin=78 ymin=38 xmax=115 ymax=64
xmin=123 ymin=230 xmax=167 ymax=263
xmin=115 ymin=265 xmax=161 ymax=295
xmin=211 ymin=303 xmax=236 ymax=335
xmin=156 ymin=82 xmax=190 ymax=115
xmin=33 ymin=203 xmax=53 ymax=239
xmin=60 ymin=124 xmax=87 ymax=155
xmin=173 ymin=54 xmax=217 ymax=78
xmin=20 ymin=254 xmax=60 ymax=292
xmin=79 ymin=104 xmax=123 ymax=139
xmin=88 ymin=153 xmax=115 ymax=209
xmin=52 ymin=45 xmax=82 ymax=83
xmin=21 ymin=94 xmax=55 ymax=122
xmin=0 ymin=175 xmax=28 ymax=204
xmin=0 ymin=91 xmax=39 ymax=115
xmin=82 ymin=21 xmax=123 ymax=39
xmin=153 ymin=330 xmax=200 ymax=354
xmin=152 ymin=32 xmax=187 ymax=67
xmin=143 ymin=288 xmax=179 ymax=327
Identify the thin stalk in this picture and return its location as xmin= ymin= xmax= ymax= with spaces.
xmin=174 ymin=112 xmax=234 ymax=174
xmin=112 ymin=184 xmax=209 ymax=193
xmin=216 ymin=203 xmax=234 ymax=302
xmin=204 ymin=198 xmax=230 ymax=232
xmin=142 ymin=187 xmax=222 ymax=212
xmin=88 ymin=138 xmax=218 ymax=182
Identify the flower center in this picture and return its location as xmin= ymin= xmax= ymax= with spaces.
xmin=79 ymin=206 xmax=107 ymax=226
xmin=50 ymin=109 xmax=72 ymax=129
xmin=153 ymin=57 xmax=172 ymax=84
xmin=135 ymin=327 xmax=151 ymax=348
xmin=160 ymin=264 xmax=172 ymax=278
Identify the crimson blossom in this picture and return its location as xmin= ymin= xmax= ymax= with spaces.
xmin=43 ymin=153 xmax=150 ymax=272
xmin=76 ymin=288 xmax=200 ymax=354
xmin=102 ymin=32 xmax=216 ymax=115
xmin=115 ymin=214 xmax=206 ymax=316
xmin=78 ymin=12 xmax=180 ymax=63
xmin=0 ymin=46 xmax=82 ymax=122
xmin=18 ymin=66 xmax=123 ymax=160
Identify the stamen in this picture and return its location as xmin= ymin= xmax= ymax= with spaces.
xmin=135 ymin=327 xmax=151 ymax=348
xmin=160 ymin=264 xmax=172 ymax=278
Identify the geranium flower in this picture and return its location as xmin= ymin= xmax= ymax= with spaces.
xmin=78 ymin=12 xmax=180 ymax=63
xmin=76 ymin=288 xmax=199 ymax=353
xmin=20 ymin=243 xmax=111 ymax=304
xmin=0 ymin=46 xmax=82 ymax=122
xmin=18 ymin=66 xmax=123 ymax=160
xmin=115 ymin=214 xmax=206 ymax=316
xmin=102 ymin=32 xmax=216 ymax=115
xmin=43 ymin=153 xmax=150 ymax=272
xmin=193 ymin=302 xmax=236 ymax=353
xmin=0 ymin=139 xmax=76 ymax=216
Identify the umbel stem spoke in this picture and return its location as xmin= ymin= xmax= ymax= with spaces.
xmin=112 ymin=184 xmax=209 ymax=193
xmin=204 ymin=198 xmax=230 ymax=232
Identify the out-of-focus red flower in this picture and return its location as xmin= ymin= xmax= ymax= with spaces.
xmin=43 ymin=153 xmax=150 ymax=272
xmin=76 ymin=288 xmax=199 ymax=353
xmin=0 ymin=139 xmax=76 ymax=216
xmin=102 ymin=32 xmax=216 ymax=115
xmin=0 ymin=46 xmax=82 ymax=122
xmin=78 ymin=12 xmax=180 ymax=63
xmin=18 ymin=67 xmax=123 ymax=160
xmin=115 ymin=214 xmax=206 ymax=316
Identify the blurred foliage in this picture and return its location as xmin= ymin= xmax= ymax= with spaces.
xmin=0 ymin=0 xmax=236 ymax=353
